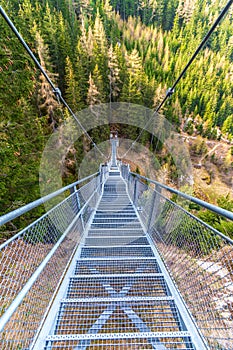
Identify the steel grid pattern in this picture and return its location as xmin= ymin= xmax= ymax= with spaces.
xmin=74 ymin=259 xmax=161 ymax=275
xmin=123 ymin=169 xmax=233 ymax=350
xmin=0 ymin=174 xmax=102 ymax=349
xmin=84 ymin=236 xmax=150 ymax=246
xmin=66 ymin=275 xmax=170 ymax=299
xmin=88 ymin=229 xmax=145 ymax=237
xmin=44 ymin=336 xmax=195 ymax=350
xmin=39 ymin=171 xmax=202 ymax=350
xmin=55 ymin=299 xmax=182 ymax=334
xmin=80 ymin=246 xmax=154 ymax=258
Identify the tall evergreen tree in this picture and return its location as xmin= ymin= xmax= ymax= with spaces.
xmin=35 ymin=31 xmax=61 ymax=131
xmin=108 ymin=44 xmax=121 ymax=102
xmin=86 ymin=73 xmax=101 ymax=106
xmin=120 ymin=49 xmax=143 ymax=104
xmin=65 ymin=56 xmax=83 ymax=111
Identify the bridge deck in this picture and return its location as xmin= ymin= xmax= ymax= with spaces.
xmin=35 ymin=171 xmax=205 ymax=350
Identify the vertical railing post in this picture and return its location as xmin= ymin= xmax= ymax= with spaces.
xmin=70 ymin=185 xmax=84 ymax=230
xmin=147 ymin=190 xmax=156 ymax=232
xmin=69 ymin=185 xmax=78 ymax=213
xmin=133 ymin=177 xmax=139 ymax=207
xmin=127 ymin=164 xmax=130 ymax=180
xmin=124 ymin=164 xmax=130 ymax=180
xmin=128 ymin=172 xmax=134 ymax=201
xmin=147 ymin=183 xmax=161 ymax=232
xmin=122 ymin=164 xmax=129 ymax=180
xmin=99 ymin=165 xmax=103 ymax=195
xmin=99 ymin=164 xmax=108 ymax=195
xmin=154 ymin=184 xmax=162 ymax=217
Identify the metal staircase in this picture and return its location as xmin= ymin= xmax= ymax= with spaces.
xmin=0 ymin=136 xmax=233 ymax=350
xmin=34 ymin=169 xmax=206 ymax=350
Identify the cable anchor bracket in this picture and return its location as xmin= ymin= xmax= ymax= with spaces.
xmin=166 ymin=88 xmax=175 ymax=97
xmin=53 ymin=87 xmax=62 ymax=103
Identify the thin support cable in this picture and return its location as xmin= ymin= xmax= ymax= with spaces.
xmin=156 ymin=0 xmax=233 ymax=112
xmin=121 ymin=0 xmax=233 ymax=159
xmin=0 ymin=6 xmax=107 ymax=160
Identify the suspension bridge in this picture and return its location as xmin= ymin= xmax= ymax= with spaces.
xmin=0 ymin=134 xmax=233 ymax=350
xmin=1 ymin=2 xmax=233 ymax=349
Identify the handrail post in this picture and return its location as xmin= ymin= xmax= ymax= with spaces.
xmin=147 ymin=184 xmax=161 ymax=232
xmin=70 ymin=185 xmax=84 ymax=230
xmin=133 ymin=177 xmax=138 ymax=206
xmin=154 ymin=184 xmax=162 ymax=217
xmin=99 ymin=164 xmax=108 ymax=194
xmin=147 ymin=190 xmax=156 ymax=232
xmin=121 ymin=164 xmax=130 ymax=180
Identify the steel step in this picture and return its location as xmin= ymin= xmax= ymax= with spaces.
xmin=66 ymin=275 xmax=171 ymax=299
xmin=80 ymin=246 xmax=155 ymax=258
xmin=84 ymin=236 xmax=149 ymax=246
xmin=44 ymin=332 xmax=194 ymax=350
xmin=74 ymin=258 xmax=162 ymax=275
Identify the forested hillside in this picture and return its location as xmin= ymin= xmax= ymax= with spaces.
xmin=0 ymin=0 xmax=233 ymax=236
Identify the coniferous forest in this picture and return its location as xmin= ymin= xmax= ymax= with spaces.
xmin=0 ymin=0 xmax=233 ymax=238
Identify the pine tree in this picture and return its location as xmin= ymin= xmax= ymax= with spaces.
xmin=92 ymin=64 xmax=106 ymax=102
xmin=108 ymin=44 xmax=121 ymax=102
xmin=93 ymin=9 xmax=108 ymax=90
xmin=177 ymin=0 xmax=197 ymax=24
xmin=222 ymin=115 xmax=233 ymax=136
xmin=75 ymin=26 xmax=92 ymax=104
xmin=17 ymin=0 xmax=36 ymax=37
xmin=65 ymin=56 xmax=83 ymax=111
xmin=74 ymin=0 xmax=92 ymax=18
xmin=120 ymin=49 xmax=143 ymax=104
xmin=86 ymin=73 xmax=101 ymax=106
xmin=35 ymin=31 xmax=61 ymax=131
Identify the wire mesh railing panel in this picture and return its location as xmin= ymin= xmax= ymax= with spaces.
xmin=74 ymin=258 xmax=161 ymax=275
xmin=66 ymin=276 xmax=170 ymax=298
xmin=0 ymin=194 xmax=78 ymax=315
xmin=152 ymin=202 xmax=233 ymax=350
xmin=0 ymin=217 xmax=82 ymax=350
xmin=0 ymin=174 xmax=101 ymax=349
xmin=124 ymin=172 xmax=233 ymax=350
xmin=77 ymin=177 xmax=100 ymax=209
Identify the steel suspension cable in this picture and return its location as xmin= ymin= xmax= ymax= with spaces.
xmin=121 ymin=0 xmax=233 ymax=159
xmin=156 ymin=0 xmax=233 ymax=113
xmin=0 ymin=6 xmax=107 ymax=160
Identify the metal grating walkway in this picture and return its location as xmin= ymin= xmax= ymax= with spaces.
xmin=36 ymin=170 xmax=205 ymax=350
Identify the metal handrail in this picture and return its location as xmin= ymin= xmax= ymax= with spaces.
xmin=131 ymin=172 xmax=233 ymax=221
xmin=0 ymin=172 xmax=99 ymax=227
